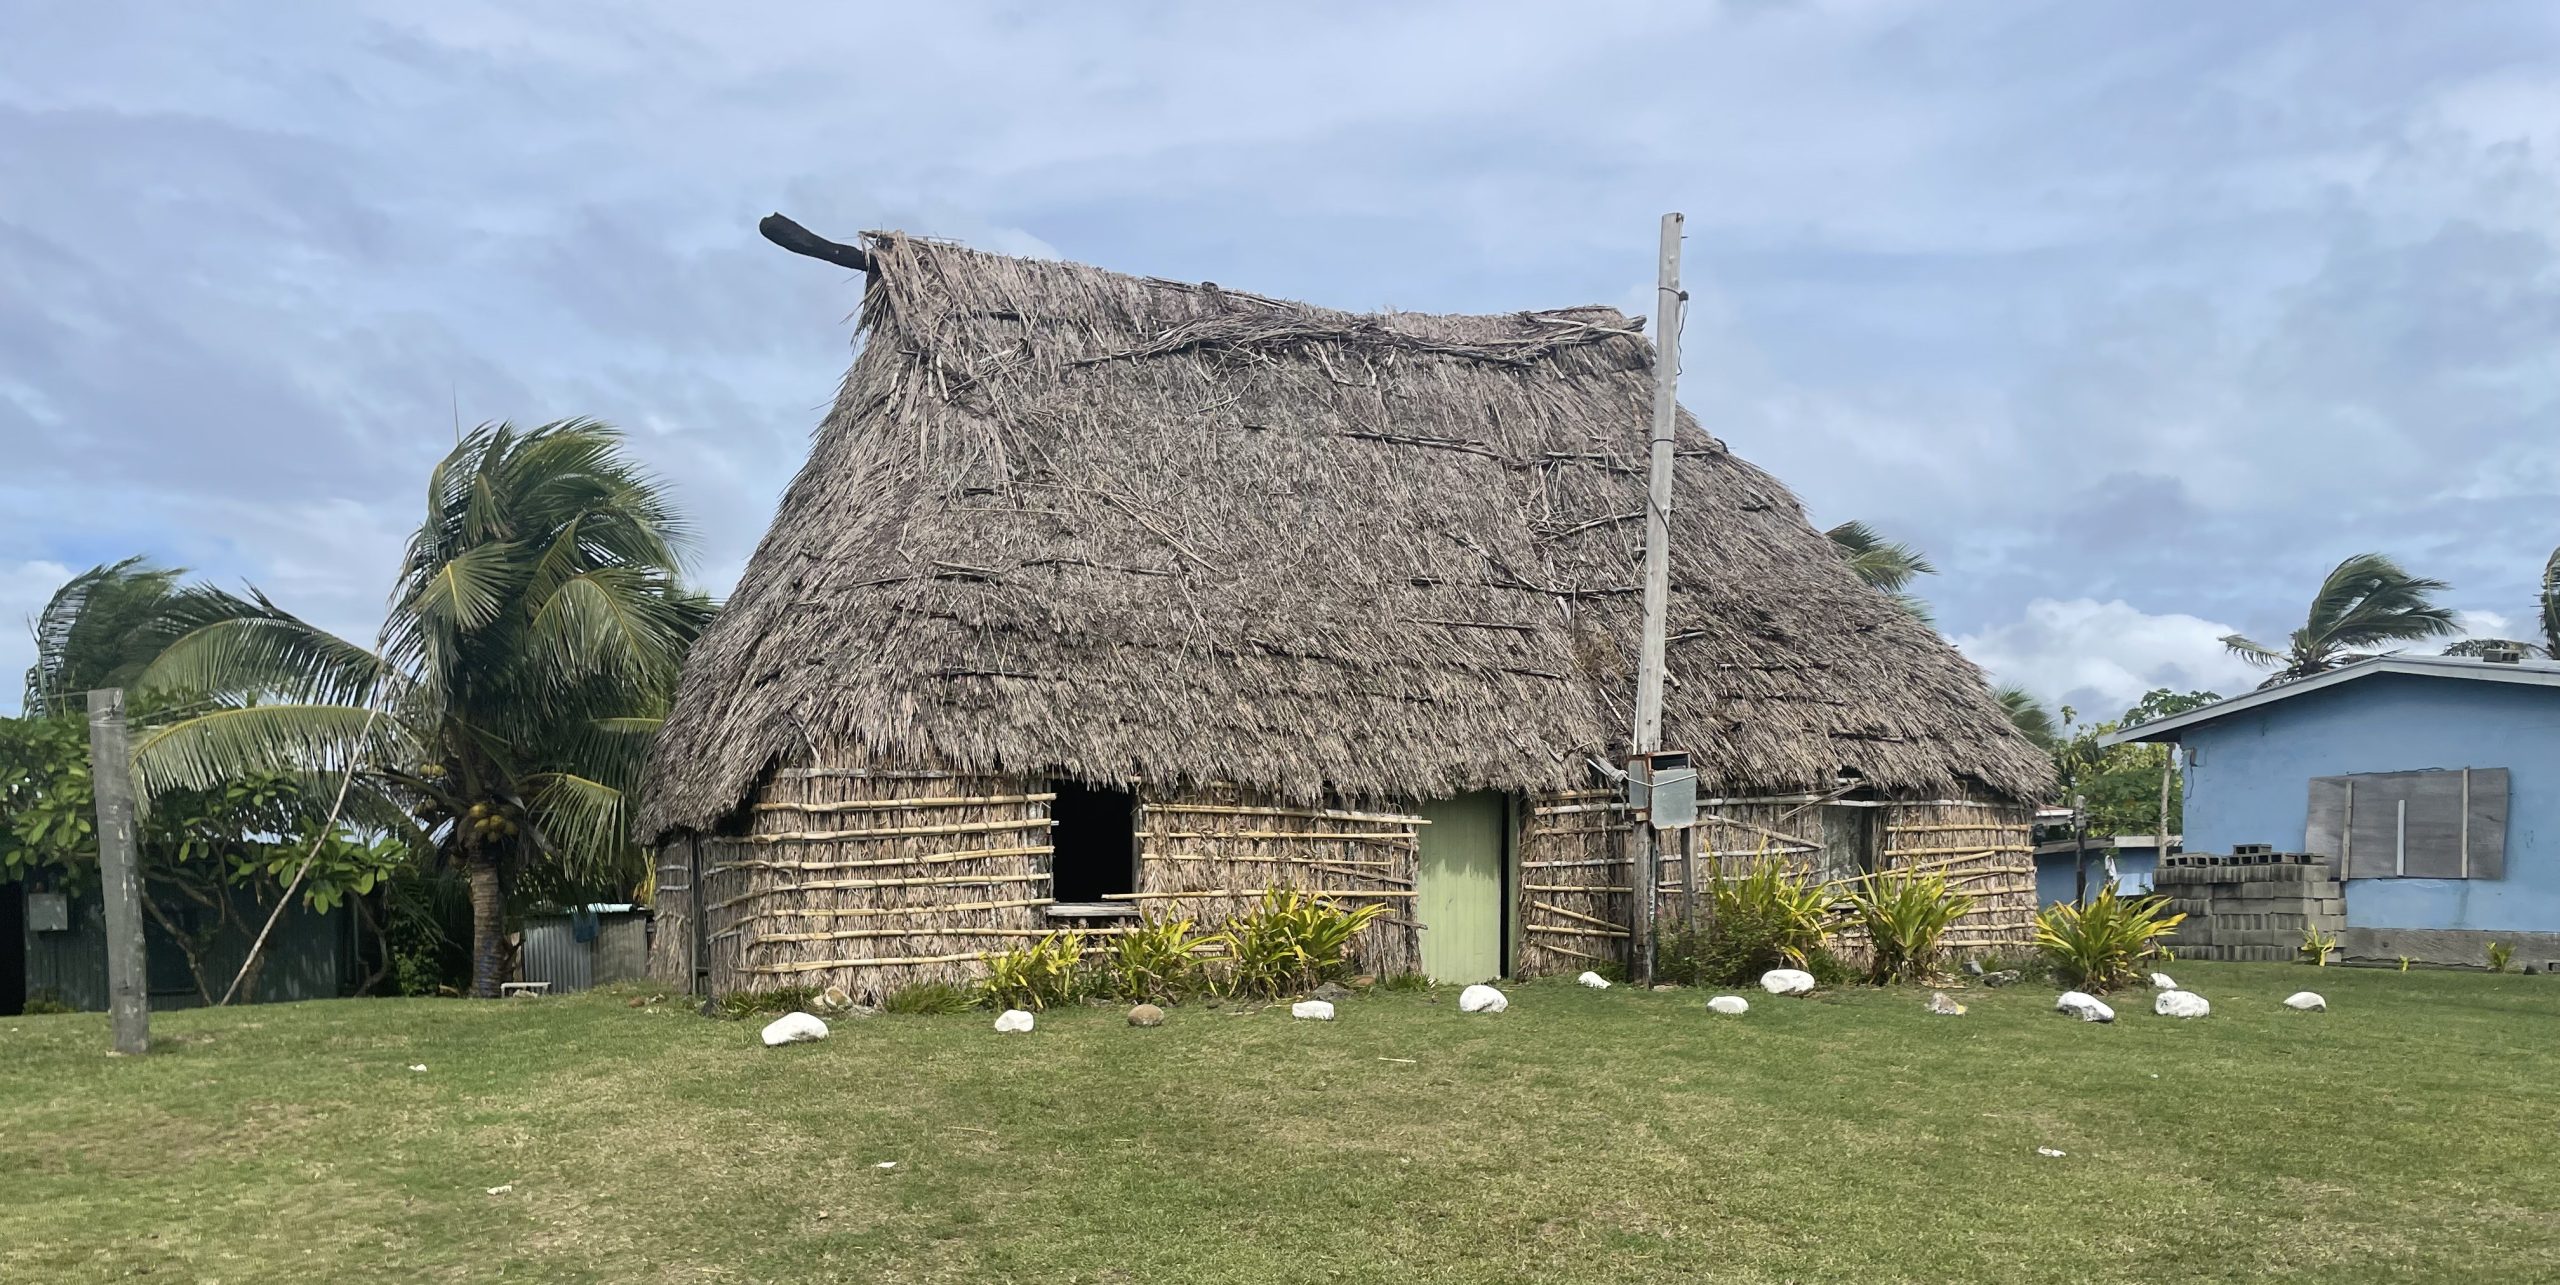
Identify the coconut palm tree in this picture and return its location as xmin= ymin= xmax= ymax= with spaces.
xmin=135 ymin=420 xmax=710 ymax=996
xmin=2220 ymin=553 xmax=2459 ymax=688
xmin=1993 ymin=685 xmax=2059 ymax=749
xmin=1825 ymin=520 xmax=1936 ymax=623
xmin=2542 ymin=545 xmax=2559 ymax=656
xmin=21 ymin=557 xmax=189 ymax=716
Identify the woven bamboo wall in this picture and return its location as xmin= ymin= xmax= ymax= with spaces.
xmin=693 ymin=765 xmax=1058 ymax=1001
xmin=1877 ymin=800 xmax=2036 ymax=951
xmin=1516 ymin=788 xmax=1633 ymax=976
xmin=1131 ymin=786 xmax=1422 ymax=977
xmin=1516 ymin=788 xmax=2035 ymax=976
xmin=648 ymin=836 xmax=698 ymax=989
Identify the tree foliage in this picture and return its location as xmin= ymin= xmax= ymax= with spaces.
xmin=133 ymin=419 xmax=709 ymax=996
xmin=1824 ymin=520 xmax=1937 ymax=624
xmin=2050 ymin=688 xmax=2220 ymax=837
xmin=2221 ymin=553 xmax=2459 ymax=687
xmin=20 ymin=557 xmax=190 ymax=717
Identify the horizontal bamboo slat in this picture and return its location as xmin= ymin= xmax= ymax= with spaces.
xmin=1103 ymin=888 xmax=1418 ymax=901
xmin=707 ymin=844 xmax=1052 ymax=875
xmin=751 ymin=793 xmax=1057 ymax=813
xmin=1150 ymin=829 xmax=1419 ymax=842
xmin=1526 ymin=923 xmax=1629 ymax=939
xmin=1139 ymin=803 xmax=1430 ymax=824
xmin=742 ymin=817 xmax=1056 ymax=844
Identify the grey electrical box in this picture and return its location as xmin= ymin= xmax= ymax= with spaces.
xmin=27 ymin=892 xmax=70 ymax=933
xmin=1624 ymin=751 xmax=1699 ymax=830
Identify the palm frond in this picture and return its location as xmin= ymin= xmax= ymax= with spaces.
xmin=1824 ymin=520 xmax=1937 ymax=595
xmin=521 ymin=771 xmax=644 ymax=885
xmin=1994 ymin=685 xmax=2059 ymax=748
xmin=130 ymin=703 xmax=391 ymax=804
xmin=139 ymin=589 xmax=389 ymax=707
xmin=2220 ymin=633 xmax=2286 ymax=668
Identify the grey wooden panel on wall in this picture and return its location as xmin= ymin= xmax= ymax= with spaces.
xmin=2305 ymin=768 xmax=2506 ymax=880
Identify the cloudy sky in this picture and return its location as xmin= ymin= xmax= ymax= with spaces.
xmin=4 ymin=1 xmax=2555 ymax=722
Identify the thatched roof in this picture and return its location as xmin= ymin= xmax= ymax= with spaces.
xmin=640 ymin=233 xmax=2052 ymax=839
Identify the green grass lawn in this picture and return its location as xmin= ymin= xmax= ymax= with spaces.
xmin=4 ymin=961 xmax=2556 ymax=1284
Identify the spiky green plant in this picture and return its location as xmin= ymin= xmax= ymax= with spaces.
xmin=2221 ymin=553 xmax=2459 ymax=687
xmin=2301 ymin=925 xmax=2339 ymax=967
xmin=2488 ymin=941 xmax=2514 ymax=974
xmin=2034 ymin=883 xmax=2185 ymax=992
xmin=1102 ymin=913 xmax=1214 ymax=1004
xmin=1845 ymin=868 xmax=1974 ymax=984
xmin=977 ymin=931 xmax=1090 ymax=1011
xmin=1214 ymin=888 xmax=1386 ymax=1000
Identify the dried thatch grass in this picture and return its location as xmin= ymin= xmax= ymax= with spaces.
xmin=640 ymin=231 xmax=2052 ymax=844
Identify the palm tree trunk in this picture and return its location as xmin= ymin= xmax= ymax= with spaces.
xmin=467 ymin=851 xmax=505 ymax=998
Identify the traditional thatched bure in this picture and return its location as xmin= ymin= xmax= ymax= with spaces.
xmin=641 ymin=229 xmax=2055 ymax=999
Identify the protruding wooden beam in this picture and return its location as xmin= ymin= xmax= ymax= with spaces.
xmin=758 ymin=213 xmax=872 ymax=273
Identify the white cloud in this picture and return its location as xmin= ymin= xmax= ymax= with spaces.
xmin=1954 ymin=598 xmax=2264 ymax=722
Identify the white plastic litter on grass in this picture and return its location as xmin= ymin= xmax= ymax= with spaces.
xmin=408 ymin=1064 xmax=427 ymax=1072
xmin=2036 ymin=1148 xmax=2066 ymax=1158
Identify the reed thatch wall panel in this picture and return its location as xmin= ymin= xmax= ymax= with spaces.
xmin=692 ymin=764 xmax=1056 ymax=1001
xmin=1516 ymin=789 xmax=1633 ymax=976
xmin=1878 ymin=800 xmax=2036 ymax=951
xmin=648 ymin=836 xmax=698 ymax=989
xmin=1132 ymin=786 xmax=1422 ymax=977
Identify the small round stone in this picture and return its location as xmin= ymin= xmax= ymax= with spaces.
xmin=1127 ymin=1003 xmax=1165 ymax=1027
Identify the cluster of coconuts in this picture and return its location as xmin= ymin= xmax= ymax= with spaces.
xmin=465 ymin=800 xmax=520 ymax=841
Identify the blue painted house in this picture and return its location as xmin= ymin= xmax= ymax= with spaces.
xmin=2106 ymin=654 xmax=2560 ymax=969
xmin=2031 ymin=834 xmax=2174 ymax=908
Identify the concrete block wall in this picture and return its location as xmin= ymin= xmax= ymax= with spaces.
xmin=2154 ymin=851 xmax=2345 ymax=962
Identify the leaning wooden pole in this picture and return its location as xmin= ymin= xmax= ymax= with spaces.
xmin=86 ymin=689 xmax=150 ymax=1056
xmin=1628 ymin=212 xmax=1686 ymax=987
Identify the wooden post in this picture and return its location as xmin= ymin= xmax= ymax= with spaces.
xmin=85 ymin=689 xmax=149 ymax=1056
xmin=1627 ymin=213 xmax=1685 ymax=989
xmin=2157 ymin=745 xmax=2174 ymax=858
xmin=2071 ymin=793 xmax=2088 ymax=907
xmin=1632 ymin=211 xmax=1684 ymax=754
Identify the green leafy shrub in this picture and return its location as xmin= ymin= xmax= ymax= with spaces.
xmin=978 ymin=931 xmax=1090 ymax=1011
xmin=22 ymin=990 xmax=74 ymax=1016
xmin=1102 ymin=913 xmax=1214 ymax=1004
xmin=1657 ymin=858 xmax=1835 ymax=987
xmin=1846 ymin=868 xmax=1974 ymax=984
xmin=714 ymin=984 xmax=821 ymax=1021
xmin=2034 ymin=883 xmax=2184 ymax=992
xmin=1215 ymin=888 xmax=1386 ymax=1000
xmin=2300 ymin=925 xmax=2339 ymax=967
xmin=2488 ymin=941 xmax=2514 ymax=974
xmin=881 ymin=982 xmax=978 ymax=1015
xmin=1375 ymin=971 xmax=1434 ymax=994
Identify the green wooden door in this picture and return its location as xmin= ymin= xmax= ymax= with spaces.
xmin=1418 ymin=791 xmax=1508 ymax=983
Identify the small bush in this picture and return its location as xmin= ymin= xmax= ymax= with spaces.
xmin=22 ymin=990 xmax=74 ymax=1016
xmin=1846 ymin=868 xmax=1974 ymax=984
xmin=714 ymin=984 xmax=821 ymax=1021
xmin=2488 ymin=941 xmax=2514 ymax=974
xmin=978 ymin=931 xmax=1090 ymax=1011
xmin=2300 ymin=925 xmax=2339 ymax=967
xmin=1102 ymin=914 xmax=1214 ymax=1004
xmin=1375 ymin=971 xmax=1434 ymax=994
xmin=881 ymin=982 xmax=978 ymax=1015
xmin=2035 ymin=883 xmax=2184 ymax=992
xmin=1215 ymin=888 xmax=1386 ymax=1000
xmin=1657 ymin=858 xmax=1835 ymax=987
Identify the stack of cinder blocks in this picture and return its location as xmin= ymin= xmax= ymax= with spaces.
xmin=2153 ymin=845 xmax=2345 ymax=962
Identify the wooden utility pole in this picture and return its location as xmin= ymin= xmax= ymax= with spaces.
xmin=1629 ymin=212 xmax=1686 ymax=987
xmin=86 ymin=689 xmax=150 ymax=1056
xmin=1633 ymin=211 xmax=1684 ymax=755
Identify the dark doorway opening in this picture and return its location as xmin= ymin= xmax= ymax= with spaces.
xmin=1 ymin=881 xmax=23 ymax=1017
xmin=1049 ymin=780 xmax=1137 ymax=905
